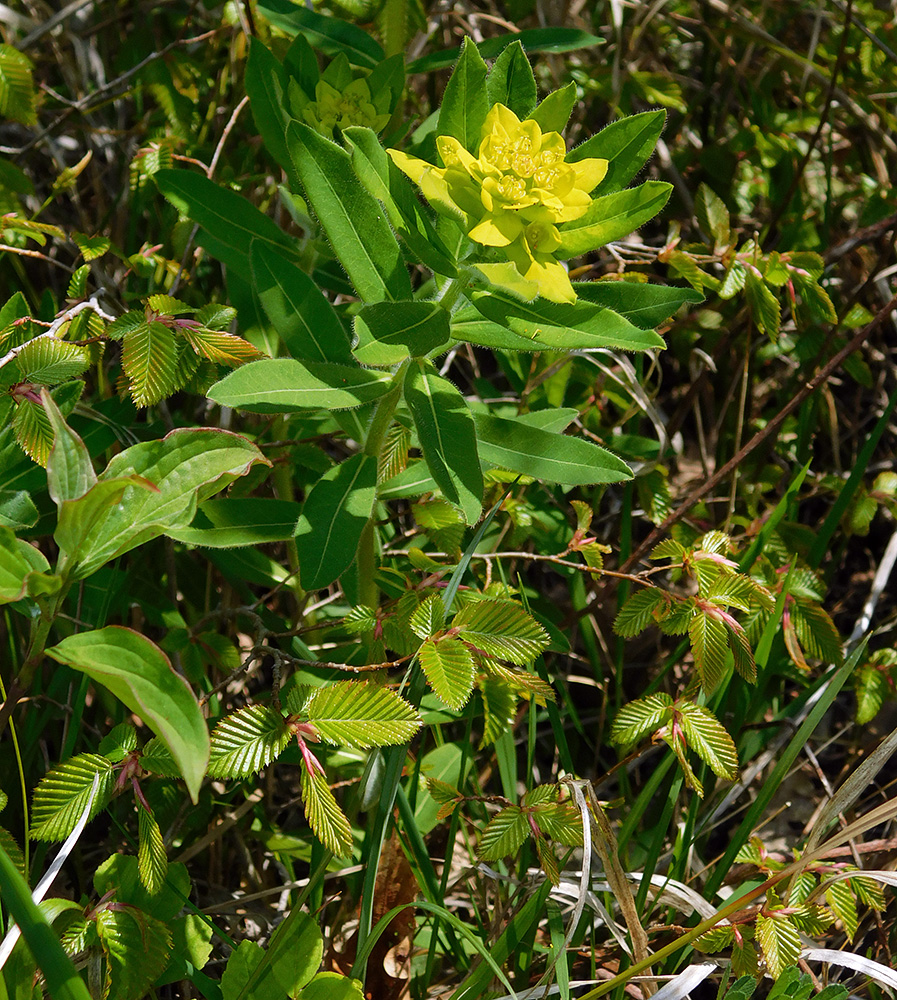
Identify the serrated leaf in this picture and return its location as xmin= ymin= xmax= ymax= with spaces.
xmin=689 ymin=611 xmax=729 ymax=691
xmin=676 ymin=701 xmax=738 ymax=779
xmin=180 ymin=326 xmax=263 ymax=366
xmin=613 ymin=588 xmax=668 ymax=637
xmin=0 ymin=45 xmax=36 ymax=125
xmin=138 ymin=807 xmax=168 ymax=895
xmin=98 ymin=723 xmax=138 ymax=762
xmin=745 ymin=271 xmax=780 ymax=340
xmin=790 ymin=598 xmax=843 ymax=666
xmin=409 ymin=592 xmax=445 ymax=639
xmin=695 ymin=184 xmax=731 ymax=249
xmin=73 ymin=232 xmax=111 ymax=261
xmin=825 ymin=879 xmax=858 ymax=941
xmin=478 ymin=805 xmax=529 ymax=860
xmin=122 ymin=320 xmax=183 ymax=406
xmin=479 ymin=674 xmax=517 ymax=747
xmin=12 ymin=336 xmax=89 ymax=386
xmin=727 ymin=621 xmax=757 ymax=683
xmin=96 ymin=906 xmax=172 ymax=1000
xmin=140 ymin=737 xmax=181 ymax=778
xmin=694 ymin=925 xmax=735 ymax=952
xmin=531 ymin=801 xmax=583 ymax=846
xmin=419 ymin=636 xmax=475 ymax=709
xmin=301 ymin=764 xmax=353 ymax=857
xmin=611 ymin=693 xmax=673 ymax=746
xmin=208 ymin=705 xmax=291 ymax=778
xmin=756 ymin=913 xmax=800 ymax=978
xmin=304 ymin=681 xmax=421 ymax=747
xmin=30 ymin=753 xmax=114 ymax=840
xmin=453 ymin=599 xmax=549 ymax=665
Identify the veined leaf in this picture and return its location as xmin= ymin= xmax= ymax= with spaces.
xmin=790 ymin=598 xmax=843 ymax=666
xmin=122 ymin=320 xmax=183 ymax=406
xmin=250 ymin=242 xmax=353 ymax=364
xmin=405 ymin=360 xmax=483 ymax=524
xmin=45 ymin=627 xmax=210 ymax=802
xmin=437 ymin=37 xmax=488 ymax=153
xmin=555 ymin=181 xmax=672 ymax=258
xmin=409 ymin=592 xmax=445 ymax=639
xmin=208 ymin=705 xmax=291 ymax=779
xmin=572 ymin=280 xmax=702 ymax=329
xmin=0 ymin=44 xmax=36 ymax=125
xmin=287 ymin=122 xmax=411 ymax=303
xmin=614 ymin=588 xmax=668 ymax=637
xmin=301 ymin=765 xmax=353 ymax=858
xmin=745 ymin=271 xmax=780 ymax=340
xmin=611 ymin=693 xmax=672 ymax=746
xmin=180 ymin=326 xmax=263 ymax=366
xmin=305 ymin=681 xmax=422 ymax=747
xmin=479 ymin=674 xmax=518 ymax=747
xmin=453 ymin=599 xmax=549 ymax=665
xmin=419 ymin=636 xmax=475 ymax=710
xmin=0 ymin=524 xmax=40 ymax=603
xmin=688 ymin=612 xmax=729 ymax=692
xmin=676 ymin=702 xmax=738 ymax=780
xmin=137 ymin=807 xmax=168 ymax=896
xmin=95 ymin=906 xmax=173 ymax=1000
xmin=475 ymin=413 xmax=632 ymax=486
xmin=30 ymin=754 xmax=114 ymax=841
xmin=695 ymin=183 xmax=731 ymax=249
xmin=478 ymin=805 xmax=529 ymax=860
xmin=208 ymin=358 xmax=393 ymax=413
xmin=756 ymin=914 xmax=800 ymax=978
xmin=568 ymin=110 xmax=666 ymax=196
xmin=10 ymin=336 xmax=88 ymax=386
xmin=295 ymin=452 xmax=377 ymax=590
xmin=825 ymin=879 xmax=858 ymax=941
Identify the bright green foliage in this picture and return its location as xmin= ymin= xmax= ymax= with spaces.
xmin=853 ymin=648 xmax=897 ymax=724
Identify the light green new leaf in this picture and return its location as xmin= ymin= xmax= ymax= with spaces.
xmin=568 ymin=110 xmax=665 ymax=196
xmin=45 ymin=627 xmax=209 ymax=802
xmin=613 ymin=588 xmax=668 ymax=637
xmin=0 ymin=524 xmax=38 ymax=603
xmin=250 ymin=242 xmax=353 ymax=364
xmin=677 ymin=701 xmax=738 ymax=780
xmin=453 ymin=599 xmax=549 ymax=665
xmin=610 ymin=693 xmax=672 ymax=746
xmin=287 ymin=122 xmax=411 ymax=302
xmin=305 ymin=681 xmax=422 ymax=747
xmin=10 ymin=336 xmax=88 ymax=386
xmin=30 ymin=754 xmax=114 ymax=841
xmin=409 ymin=592 xmax=445 ymax=639
xmin=295 ymin=452 xmax=377 ymax=590
xmin=155 ymin=169 xmax=297 ymax=282
xmin=13 ymin=395 xmax=53 ymax=465
xmin=477 ymin=805 xmax=529 ymax=860
xmin=486 ymin=41 xmax=537 ymax=120
xmin=479 ymin=674 xmax=517 ymax=747
xmin=44 ymin=389 xmax=96 ymax=505
xmin=57 ymin=428 xmax=266 ymax=580
xmin=695 ymin=184 xmax=731 ymax=249
xmin=208 ymin=705 xmax=292 ymax=779
xmin=437 ymin=37 xmax=489 ymax=153
xmin=168 ymin=497 xmax=303 ymax=548
xmin=137 ymin=807 xmax=168 ymax=896
xmin=95 ymin=907 xmax=172 ymax=1000
xmin=475 ymin=413 xmax=632 ymax=486
xmin=301 ymin=765 xmax=353 ymax=857
xmin=825 ymin=879 xmax=858 ymax=941
xmin=527 ymin=82 xmax=577 ymax=135
xmin=209 ymin=358 xmax=393 ymax=413
xmin=555 ymin=181 xmax=672 ymax=258
xmin=122 ymin=320 xmax=182 ymax=406
xmin=688 ymin=612 xmax=730 ymax=692
xmin=298 ymin=972 xmax=364 ymax=1000
xmin=419 ymin=636 xmax=475 ymax=710
xmin=353 ymin=301 xmax=450 ymax=367
xmin=405 ymin=361 xmax=483 ymax=524
xmin=756 ymin=914 xmax=800 ymax=978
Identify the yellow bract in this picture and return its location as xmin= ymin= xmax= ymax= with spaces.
xmin=389 ymin=104 xmax=607 ymax=303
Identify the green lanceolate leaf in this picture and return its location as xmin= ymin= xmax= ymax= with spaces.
xmin=569 ymin=110 xmax=666 ymax=196
xmin=30 ymin=754 xmax=114 ymax=840
xmin=555 ymin=181 xmax=672 ymax=258
xmin=453 ymin=599 xmax=549 ymax=665
xmin=301 ymin=765 xmax=353 ymax=857
xmin=56 ymin=429 xmax=266 ymax=580
xmin=294 ymin=452 xmax=377 ymax=590
xmin=438 ymin=37 xmax=489 ymax=153
xmin=245 ymin=38 xmax=300 ymax=188
xmin=257 ymin=1 xmax=384 ymax=66
xmin=572 ymin=281 xmax=702 ymax=327
xmin=168 ymin=497 xmax=302 ymax=547
xmin=155 ymin=169 xmax=297 ymax=282
xmin=305 ymin=682 xmax=422 ymax=747
xmin=45 ymin=628 xmax=209 ymax=802
xmin=137 ymin=807 xmax=168 ymax=896
xmin=419 ymin=636 xmax=475 ymax=709
xmin=353 ymin=301 xmax=451 ymax=367
xmin=478 ymin=805 xmax=529 ymax=860
xmin=44 ymin=389 xmax=97 ymax=505
xmin=404 ymin=360 xmax=483 ymax=524
xmin=250 ymin=242 xmax=353 ymax=364
xmin=208 ymin=705 xmax=292 ymax=779
xmin=486 ymin=41 xmax=537 ymax=120
xmin=209 ymin=358 xmax=393 ymax=413
xmin=527 ymin=82 xmax=576 ymax=135
xmin=287 ymin=122 xmax=411 ymax=303
xmin=475 ymin=413 xmax=632 ymax=486
xmin=610 ymin=693 xmax=672 ymax=746
xmin=676 ymin=701 xmax=738 ymax=780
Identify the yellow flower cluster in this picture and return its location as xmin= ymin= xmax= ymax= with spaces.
xmin=389 ymin=104 xmax=607 ymax=302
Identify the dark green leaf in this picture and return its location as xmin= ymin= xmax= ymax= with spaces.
xmin=437 ymin=37 xmax=488 ymax=153
xmin=556 ymin=181 xmax=672 ymax=257
xmin=572 ymin=280 xmax=702 ymax=327
xmin=256 ymin=0 xmax=384 ymax=67
xmin=486 ymin=41 xmax=537 ymax=120
xmin=354 ymin=301 xmax=450 ymax=366
xmin=168 ymin=498 xmax=303 ymax=547
xmin=568 ymin=110 xmax=666 ymax=195
xmin=245 ymin=39 xmax=300 ymax=188
xmin=407 ymin=29 xmax=602 ymax=75
xmin=295 ymin=452 xmax=377 ymax=589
